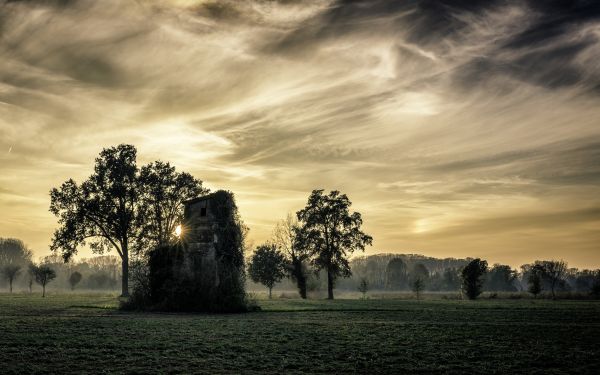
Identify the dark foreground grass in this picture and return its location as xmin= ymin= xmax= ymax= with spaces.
xmin=0 ymin=294 xmax=599 ymax=374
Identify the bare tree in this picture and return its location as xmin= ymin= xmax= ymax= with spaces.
xmin=273 ymin=214 xmax=311 ymax=299
xmin=541 ymin=260 xmax=567 ymax=299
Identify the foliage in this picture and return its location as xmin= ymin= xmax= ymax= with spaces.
xmin=50 ymin=144 xmax=206 ymax=297
xmin=591 ymin=271 xmax=600 ymax=298
xmin=125 ymin=191 xmax=248 ymax=313
xmin=461 ymin=259 xmax=488 ymax=300
xmin=527 ymin=265 xmax=543 ymax=298
xmin=248 ymin=244 xmax=287 ymax=299
xmin=138 ymin=161 xmax=207 ymax=249
xmin=486 ymin=264 xmax=518 ymax=292
xmin=296 ymin=190 xmax=372 ymax=299
xmin=68 ymin=272 xmax=82 ymax=290
xmin=31 ymin=264 xmax=57 ymax=297
xmin=385 ymin=258 xmax=408 ymax=290
xmin=537 ymin=260 xmax=568 ymax=299
xmin=410 ymin=263 xmax=429 ymax=282
xmin=49 ymin=144 xmax=141 ymax=296
xmin=0 ymin=238 xmax=33 ymax=267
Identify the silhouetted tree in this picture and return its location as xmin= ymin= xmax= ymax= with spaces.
xmin=442 ymin=268 xmax=461 ymax=291
xmin=358 ymin=277 xmax=369 ymax=299
xmin=248 ymin=244 xmax=286 ymax=299
xmin=0 ymin=238 xmax=33 ymax=267
xmin=412 ymin=277 xmax=424 ymax=300
xmin=591 ymin=271 xmax=600 ymax=298
xmin=539 ymin=260 xmax=567 ymax=299
xmin=461 ymin=259 xmax=487 ymax=300
xmin=50 ymin=145 xmax=204 ymax=297
xmin=32 ymin=265 xmax=56 ymax=297
xmin=485 ymin=264 xmax=517 ymax=292
xmin=528 ymin=265 xmax=543 ymax=298
xmin=273 ymin=214 xmax=310 ymax=298
xmin=296 ymin=190 xmax=372 ymax=299
xmin=1 ymin=264 xmax=21 ymax=293
xmin=138 ymin=161 xmax=207 ymax=248
xmin=69 ymin=271 xmax=82 ymax=291
xmin=386 ymin=258 xmax=408 ymax=290
xmin=50 ymin=145 xmax=142 ymax=297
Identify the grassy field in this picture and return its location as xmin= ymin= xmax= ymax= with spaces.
xmin=0 ymin=294 xmax=599 ymax=374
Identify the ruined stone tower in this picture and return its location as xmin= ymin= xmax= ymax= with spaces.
xmin=183 ymin=193 xmax=219 ymax=286
xmin=148 ymin=190 xmax=247 ymax=312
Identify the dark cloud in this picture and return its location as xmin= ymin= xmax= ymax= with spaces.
xmin=1 ymin=0 xmax=599 ymax=266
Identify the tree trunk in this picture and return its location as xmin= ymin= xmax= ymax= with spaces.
xmin=121 ymin=251 xmax=129 ymax=297
xmin=42 ymin=284 xmax=46 ymax=298
xmin=293 ymin=259 xmax=307 ymax=299
xmin=298 ymin=273 xmax=307 ymax=299
xmin=268 ymin=287 xmax=272 ymax=299
xmin=9 ymin=279 xmax=13 ymax=293
xmin=327 ymin=269 xmax=334 ymax=300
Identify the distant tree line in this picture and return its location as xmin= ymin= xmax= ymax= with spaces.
xmin=0 ymin=239 xmax=123 ymax=295
xmin=248 ymin=243 xmax=600 ymax=300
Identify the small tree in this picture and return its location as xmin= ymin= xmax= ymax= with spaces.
xmin=1 ymin=264 xmax=22 ymax=293
xmin=32 ymin=265 xmax=57 ymax=297
xmin=27 ymin=264 xmax=35 ymax=293
xmin=412 ymin=277 xmax=424 ymax=300
xmin=591 ymin=270 xmax=600 ymax=298
xmin=528 ymin=265 xmax=543 ymax=298
xmin=248 ymin=244 xmax=286 ymax=299
xmin=461 ymin=259 xmax=487 ymax=300
xmin=358 ymin=278 xmax=369 ymax=299
xmin=69 ymin=271 xmax=83 ymax=291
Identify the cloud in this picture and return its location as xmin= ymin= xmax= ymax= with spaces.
xmin=0 ymin=0 xmax=599 ymax=267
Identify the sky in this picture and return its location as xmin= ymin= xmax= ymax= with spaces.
xmin=0 ymin=0 xmax=599 ymax=269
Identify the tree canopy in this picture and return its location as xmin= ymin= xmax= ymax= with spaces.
xmin=248 ymin=244 xmax=286 ymax=299
xmin=296 ymin=189 xmax=372 ymax=299
xmin=49 ymin=144 xmax=206 ymax=297
xmin=461 ymin=259 xmax=488 ymax=300
xmin=0 ymin=238 xmax=33 ymax=266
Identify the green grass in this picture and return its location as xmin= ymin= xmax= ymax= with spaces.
xmin=0 ymin=293 xmax=599 ymax=374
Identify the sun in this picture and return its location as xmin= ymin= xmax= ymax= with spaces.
xmin=175 ymin=224 xmax=182 ymax=237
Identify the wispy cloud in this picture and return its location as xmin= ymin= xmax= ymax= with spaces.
xmin=0 ymin=0 xmax=599 ymax=267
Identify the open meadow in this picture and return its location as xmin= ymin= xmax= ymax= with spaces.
xmin=1 ymin=293 xmax=599 ymax=374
